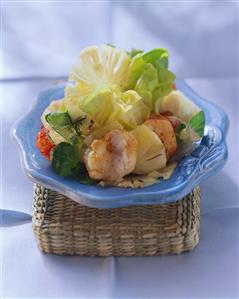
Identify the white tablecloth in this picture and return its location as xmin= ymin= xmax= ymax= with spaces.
xmin=2 ymin=2 xmax=239 ymax=298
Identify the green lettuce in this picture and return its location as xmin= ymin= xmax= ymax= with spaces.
xmin=78 ymin=88 xmax=150 ymax=129
xmin=119 ymin=90 xmax=150 ymax=129
xmin=60 ymin=46 xmax=176 ymax=135
xmin=142 ymin=48 xmax=168 ymax=66
xmin=79 ymin=88 xmax=114 ymax=126
xmin=127 ymin=48 xmax=143 ymax=58
xmin=124 ymin=54 xmax=145 ymax=90
xmin=124 ymin=48 xmax=175 ymax=112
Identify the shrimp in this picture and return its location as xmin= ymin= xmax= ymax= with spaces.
xmin=144 ymin=114 xmax=177 ymax=159
xmin=84 ymin=129 xmax=138 ymax=182
xmin=159 ymin=112 xmax=181 ymax=131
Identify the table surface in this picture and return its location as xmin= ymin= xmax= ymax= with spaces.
xmin=1 ymin=77 xmax=239 ymax=299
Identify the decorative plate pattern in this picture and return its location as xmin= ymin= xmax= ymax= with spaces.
xmin=12 ymin=80 xmax=229 ymax=208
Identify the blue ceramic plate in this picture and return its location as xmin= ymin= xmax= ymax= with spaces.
xmin=12 ymin=80 xmax=229 ymax=208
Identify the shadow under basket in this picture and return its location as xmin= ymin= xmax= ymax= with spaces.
xmin=32 ymin=184 xmax=201 ymax=256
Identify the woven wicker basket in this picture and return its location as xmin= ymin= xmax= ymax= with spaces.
xmin=32 ymin=184 xmax=200 ymax=256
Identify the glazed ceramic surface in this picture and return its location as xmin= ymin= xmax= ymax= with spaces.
xmin=12 ymin=80 xmax=229 ymax=208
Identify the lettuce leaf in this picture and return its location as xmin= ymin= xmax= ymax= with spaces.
xmin=135 ymin=64 xmax=158 ymax=93
xmin=153 ymin=69 xmax=176 ymax=100
xmin=119 ymin=90 xmax=150 ymax=128
xmin=127 ymin=48 xmax=143 ymax=58
xmin=79 ymin=88 xmax=114 ymax=126
xmin=59 ymin=45 xmax=177 ymax=143
xmin=78 ymin=88 xmax=150 ymax=130
xmin=142 ymin=48 xmax=168 ymax=66
xmin=124 ymin=54 xmax=145 ymax=90
xmin=124 ymin=48 xmax=175 ymax=112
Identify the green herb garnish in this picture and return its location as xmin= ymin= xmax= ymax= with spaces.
xmin=45 ymin=111 xmax=84 ymax=145
xmin=52 ymin=143 xmax=95 ymax=184
xmin=189 ymin=111 xmax=205 ymax=137
xmin=45 ymin=112 xmax=77 ymax=143
xmin=73 ymin=163 xmax=96 ymax=185
xmin=52 ymin=142 xmax=80 ymax=177
xmin=45 ymin=112 xmax=71 ymax=128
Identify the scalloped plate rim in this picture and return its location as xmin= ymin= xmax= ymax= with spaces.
xmin=11 ymin=79 xmax=229 ymax=208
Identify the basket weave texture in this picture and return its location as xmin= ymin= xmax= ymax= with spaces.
xmin=32 ymin=184 xmax=200 ymax=256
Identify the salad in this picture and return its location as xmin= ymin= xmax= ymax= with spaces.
xmin=36 ymin=45 xmax=205 ymax=188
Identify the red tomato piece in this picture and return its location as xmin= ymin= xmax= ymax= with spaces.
xmin=36 ymin=126 xmax=55 ymax=160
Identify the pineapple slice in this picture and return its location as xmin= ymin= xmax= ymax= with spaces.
xmin=132 ymin=125 xmax=167 ymax=174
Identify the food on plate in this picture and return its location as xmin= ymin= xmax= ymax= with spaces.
xmin=84 ymin=129 xmax=137 ymax=182
xmin=36 ymin=45 xmax=205 ymax=188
